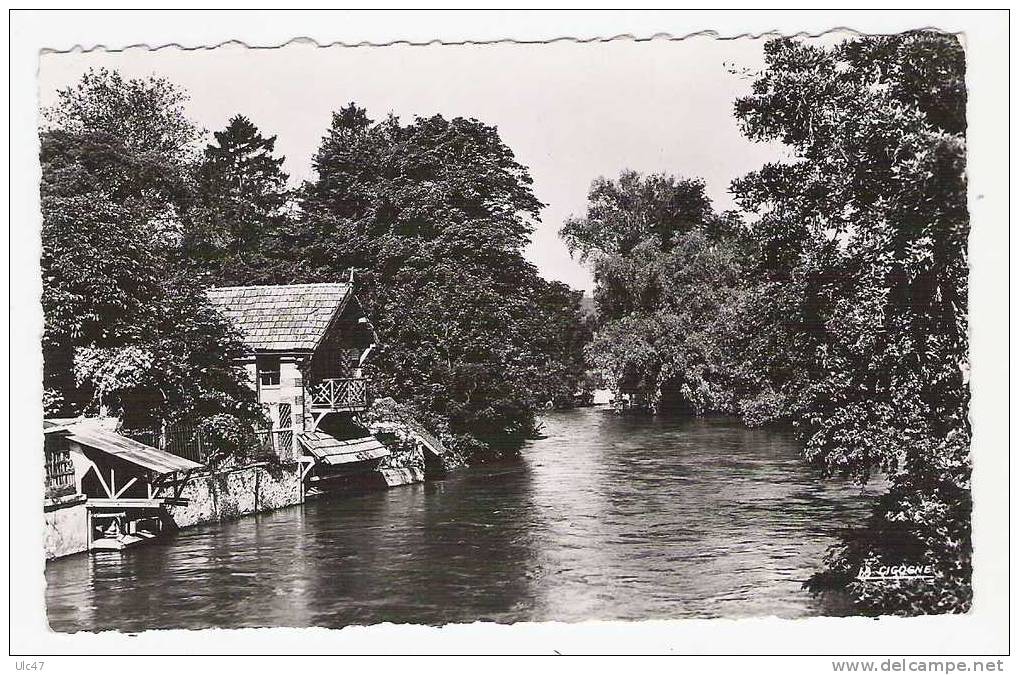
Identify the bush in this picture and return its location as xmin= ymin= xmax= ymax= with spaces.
xmin=195 ymin=413 xmax=263 ymax=464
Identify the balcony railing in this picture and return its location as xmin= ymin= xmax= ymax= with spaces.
xmin=307 ymin=377 xmax=370 ymax=412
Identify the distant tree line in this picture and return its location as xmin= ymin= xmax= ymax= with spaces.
xmin=562 ymin=32 xmax=970 ymax=616
xmin=41 ymin=71 xmax=589 ymax=461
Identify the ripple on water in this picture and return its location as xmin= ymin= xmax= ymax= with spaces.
xmin=45 ymin=408 xmax=877 ymax=630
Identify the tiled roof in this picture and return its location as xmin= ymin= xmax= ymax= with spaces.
xmin=206 ymin=283 xmax=352 ymax=353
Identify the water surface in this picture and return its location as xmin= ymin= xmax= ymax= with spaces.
xmin=46 ymin=408 xmax=879 ymax=631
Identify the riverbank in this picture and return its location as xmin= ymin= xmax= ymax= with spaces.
xmin=163 ymin=461 xmax=303 ymax=529
xmin=47 ymin=408 xmax=881 ymax=630
xmin=43 ymin=460 xmax=306 ymax=560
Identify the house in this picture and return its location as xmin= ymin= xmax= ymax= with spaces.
xmin=206 ymin=282 xmax=416 ymax=489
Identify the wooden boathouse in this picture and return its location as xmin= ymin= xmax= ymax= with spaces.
xmin=43 ymin=418 xmax=202 ymax=556
xmin=206 ymin=282 xmax=432 ymax=491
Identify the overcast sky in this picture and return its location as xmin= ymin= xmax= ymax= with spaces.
xmin=39 ymin=37 xmax=792 ymax=293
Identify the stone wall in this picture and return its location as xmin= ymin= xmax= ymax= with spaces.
xmin=377 ymin=439 xmax=425 ymax=487
xmin=164 ymin=462 xmax=303 ymax=529
xmin=44 ymin=496 xmax=88 ymax=559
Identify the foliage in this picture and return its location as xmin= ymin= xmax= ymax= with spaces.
xmin=808 ymin=428 xmax=972 ymax=615
xmin=561 ymin=172 xmax=744 ymax=414
xmin=69 ymin=271 xmax=262 ymax=425
xmin=41 ymin=68 xmax=200 ymax=227
xmin=42 ymin=76 xmax=585 ymax=464
xmin=564 ymin=32 xmax=970 ymax=615
xmin=73 ymin=345 xmax=155 ymax=401
xmin=295 ymin=104 xmax=589 ymax=458
xmin=41 ymin=69 xmax=263 ymax=444
xmin=44 ymin=68 xmax=200 ymax=158
xmin=526 ymin=278 xmax=593 ymax=407
xmin=187 ymin=115 xmax=299 ymax=285
xmin=195 ymin=413 xmax=265 ymax=463
xmin=364 ymin=396 xmax=469 ymax=470
xmin=731 ymin=32 xmax=970 ymax=614
xmin=561 ymin=171 xmax=726 ymax=322
xmin=42 ymin=389 xmax=65 ymax=417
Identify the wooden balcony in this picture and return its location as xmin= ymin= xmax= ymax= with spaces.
xmin=307 ymin=377 xmax=371 ymax=413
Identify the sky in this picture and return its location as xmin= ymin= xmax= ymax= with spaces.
xmin=38 ymin=37 xmax=790 ymax=293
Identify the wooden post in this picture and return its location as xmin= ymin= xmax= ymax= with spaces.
xmin=113 ymin=477 xmax=138 ymax=499
xmin=87 ymin=465 xmax=113 ymax=499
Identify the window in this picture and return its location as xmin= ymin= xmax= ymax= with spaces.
xmin=257 ymin=356 xmax=281 ymax=388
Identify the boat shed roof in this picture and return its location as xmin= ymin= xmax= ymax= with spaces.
xmin=299 ymin=431 xmax=390 ymax=465
xmin=64 ymin=424 xmax=202 ymax=474
xmin=206 ymin=283 xmax=353 ymax=353
xmin=43 ymin=418 xmax=79 ymax=433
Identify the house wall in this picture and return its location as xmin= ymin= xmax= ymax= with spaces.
xmin=271 ymin=360 xmax=303 ymax=459
xmin=280 ymin=360 xmax=304 ymax=432
xmin=250 ymin=357 xmax=305 ymax=461
xmin=44 ymin=496 xmax=88 ymax=559
xmin=163 ymin=462 xmax=303 ymax=529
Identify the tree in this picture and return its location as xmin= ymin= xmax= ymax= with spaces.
xmin=560 ymin=32 xmax=969 ymax=615
xmin=189 ymin=115 xmax=298 ymax=285
xmin=71 ymin=272 xmax=260 ymax=426
xmin=299 ymin=104 xmax=543 ymax=300
xmin=522 ymin=278 xmax=593 ymax=408
xmin=297 ymin=104 xmax=585 ymax=457
xmin=40 ymin=69 xmax=199 ymax=413
xmin=560 ymin=171 xmax=720 ymax=322
xmin=731 ymin=32 xmax=970 ymax=614
xmin=42 ymin=68 xmax=200 ymax=219
xmin=41 ymin=69 xmax=262 ymax=450
xmin=561 ymin=171 xmax=743 ymax=414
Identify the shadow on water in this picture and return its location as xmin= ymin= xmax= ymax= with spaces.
xmin=45 ymin=408 xmax=878 ymax=631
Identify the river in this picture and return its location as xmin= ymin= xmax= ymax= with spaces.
xmin=46 ymin=407 xmax=881 ymax=631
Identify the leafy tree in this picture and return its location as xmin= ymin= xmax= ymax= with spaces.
xmin=41 ymin=69 xmax=262 ymax=448
xmin=561 ymin=171 xmax=721 ymax=322
xmin=563 ymin=32 xmax=970 ymax=615
xmin=523 ymin=278 xmax=593 ymax=408
xmin=561 ymin=171 xmax=743 ymax=413
xmin=42 ymin=68 xmax=200 ymax=219
xmin=299 ymin=104 xmax=542 ymax=297
xmin=297 ymin=104 xmax=586 ymax=456
xmin=188 ymin=115 xmax=298 ymax=284
xmin=40 ymin=69 xmax=196 ymax=413
xmin=731 ymin=32 xmax=970 ymax=614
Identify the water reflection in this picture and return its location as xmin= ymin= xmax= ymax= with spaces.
xmin=46 ymin=408 xmax=878 ymax=631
